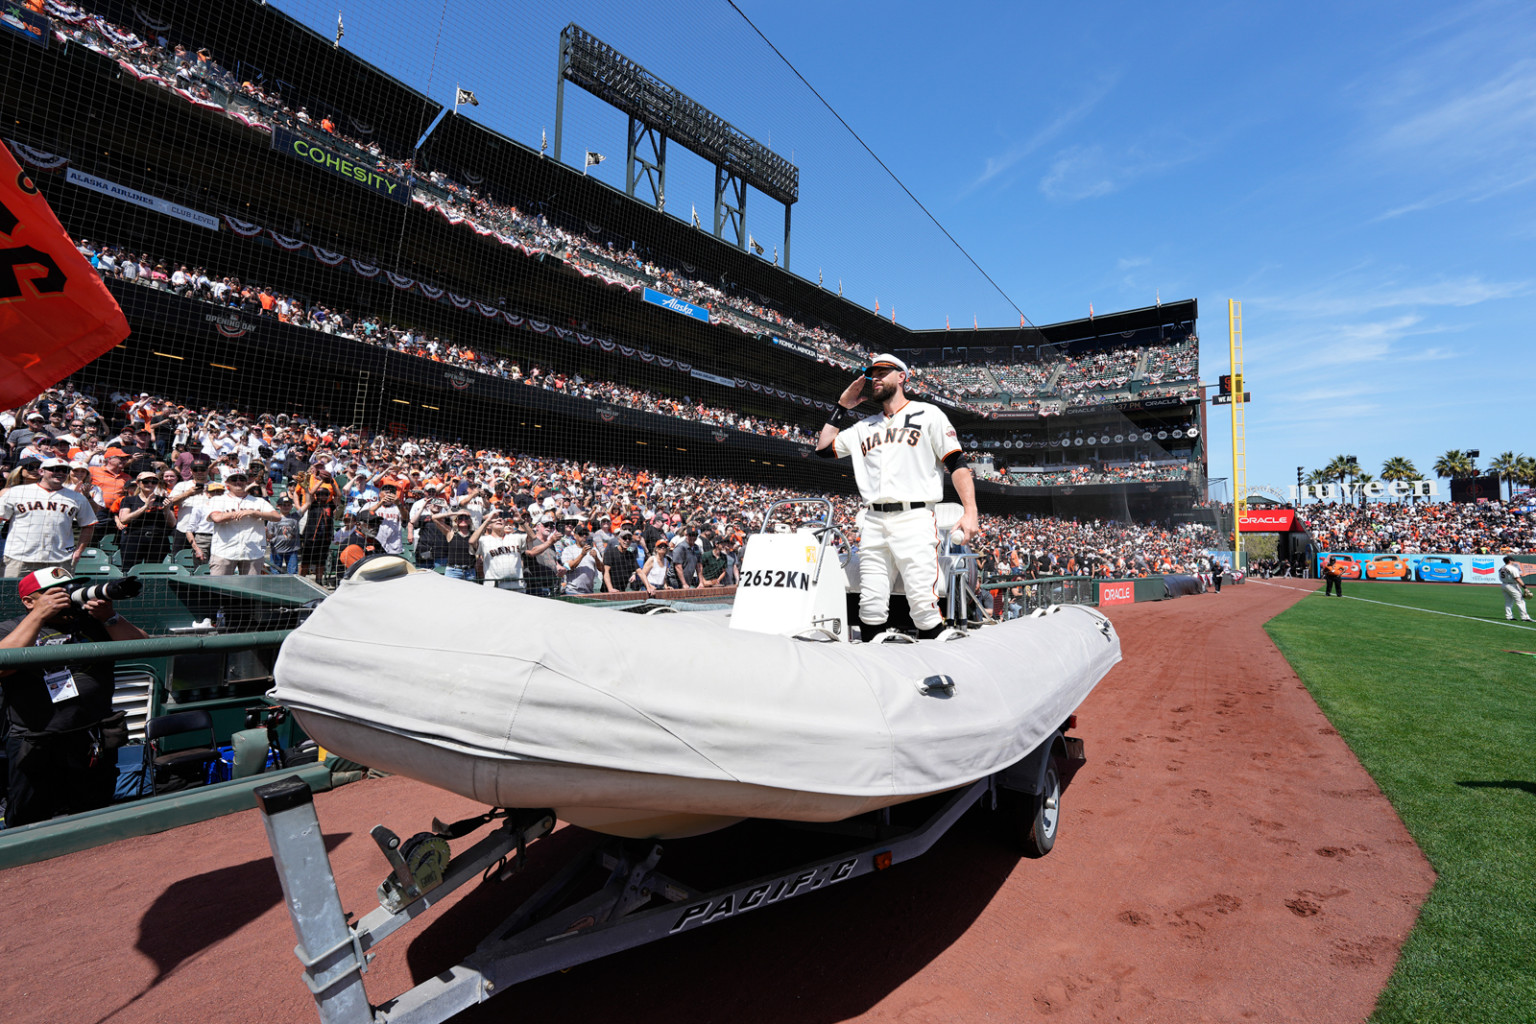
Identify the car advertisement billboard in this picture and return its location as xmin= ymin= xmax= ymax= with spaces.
xmin=1317 ymin=552 xmax=1536 ymax=585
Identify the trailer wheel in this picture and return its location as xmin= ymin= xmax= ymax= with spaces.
xmin=1001 ymin=759 xmax=1062 ymax=857
xmin=1025 ymin=760 xmax=1062 ymax=857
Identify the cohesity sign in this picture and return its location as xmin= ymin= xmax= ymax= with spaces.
xmin=272 ymin=127 xmax=410 ymax=205
xmin=0 ymin=144 xmax=130 ymax=408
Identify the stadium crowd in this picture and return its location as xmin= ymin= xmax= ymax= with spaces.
xmin=10 ymin=384 xmax=1535 ymax=598
xmin=68 ymin=234 xmax=1202 ymax=487
xmin=72 ymin=238 xmax=818 ymax=446
xmin=1302 ymin=500 xmax=1536 ymax=554
xmin=916 ymin=337 xmax=1200 ymax=407
xmin=1004 ymin=462 xmax=1196 ymax=488
xmin=3 ymin=384 xmax=1231 ymax=591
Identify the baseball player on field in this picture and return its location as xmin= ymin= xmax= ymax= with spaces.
xmin=1498 ymin=555 xmax=1533 ymax=622
xmin=816 ymin=353 xmax=979 ymax=639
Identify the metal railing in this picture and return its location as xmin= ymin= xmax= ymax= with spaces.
xmin=0 ymin=630 xmax=293 ymax=670
xmin=981 ymin=575 xmax=1100 ymax=616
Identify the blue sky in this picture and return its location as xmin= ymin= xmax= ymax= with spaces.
xmin=281 ymin=0 xmax=1534 ymax=498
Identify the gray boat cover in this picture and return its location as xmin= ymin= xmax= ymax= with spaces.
xmin=272 ymin=571 xmax=1120 ymax=802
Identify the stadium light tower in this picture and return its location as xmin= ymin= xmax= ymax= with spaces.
xmin=554 ymin=24 xmax=799 ymax=265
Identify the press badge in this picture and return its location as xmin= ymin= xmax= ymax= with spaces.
xmin=44 ymin=667 xmax=80 ymax=704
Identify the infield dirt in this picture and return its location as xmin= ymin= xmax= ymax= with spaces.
xmin=0 ymin=579 xmax=1433 ymax=1023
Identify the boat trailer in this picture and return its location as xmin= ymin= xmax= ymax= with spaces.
xmin=255 ymin=726 xmax=1081 ymax=1024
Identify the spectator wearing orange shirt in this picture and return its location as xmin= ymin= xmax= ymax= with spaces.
xmin=89 ymin=448 xmax=133 ymax=516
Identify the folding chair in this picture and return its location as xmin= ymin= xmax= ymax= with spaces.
xmin=141 ymin=710 xmax=221 ymax=795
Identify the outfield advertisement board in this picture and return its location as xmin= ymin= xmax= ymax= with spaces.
xmin=1317 ymin=551 xmax=1536 ymax=585
xmin=1097 ymin=581 xmax=1135 ymax=606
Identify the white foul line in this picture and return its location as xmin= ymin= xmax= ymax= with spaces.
xmin=1252 ymin=579 xmax=1536 ymax=632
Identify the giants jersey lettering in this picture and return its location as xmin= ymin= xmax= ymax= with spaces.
xmin=0 ymin=484 xmax=97 ymax=562
xmin=832 ymin=400 xmax=960 ymax=502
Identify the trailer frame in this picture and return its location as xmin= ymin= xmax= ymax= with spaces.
xmin=255 ymin=723 xmax=1082 ymax=1024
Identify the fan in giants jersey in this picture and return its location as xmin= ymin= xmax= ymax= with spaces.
xmin=815 ymin=354 xmax=979 ymax=639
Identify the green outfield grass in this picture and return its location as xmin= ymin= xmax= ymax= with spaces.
xmin=1265 ymin=580 xmax=1536 ymax=1024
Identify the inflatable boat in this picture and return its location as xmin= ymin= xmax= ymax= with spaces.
xmin=270 ymin=505 xmax=1121 ymax=838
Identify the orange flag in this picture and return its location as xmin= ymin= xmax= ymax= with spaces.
xmin=0 ymin=145 xmax=130 ymax=407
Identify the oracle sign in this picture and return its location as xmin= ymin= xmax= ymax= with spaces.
xmin=1238 ymin=510 xmax=1298 ymax=532
xmin=1098 ymin=581 xmax=1135 ymax=606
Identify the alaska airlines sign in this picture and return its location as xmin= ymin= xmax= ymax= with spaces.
xmin=642 ymin=288 xmax=711 ymax=323
xmin=272 ymin=127 xmax=409 ymax=205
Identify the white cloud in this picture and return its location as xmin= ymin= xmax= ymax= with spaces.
xmin=1261 ymin=275 xmax=1530 ymax=319
xmin=1248 ymin=309 xmax=1476 ymax=379
xmin=962 ymin=76 xmax=1119 ymax=196
xmin=1360 ymin=16 xmax=1536 ymax=217
xmin=1374 ymin=59 xmax=1536 ymax=158
xmin=1039 ymin=141 xmax=1198 ymax=201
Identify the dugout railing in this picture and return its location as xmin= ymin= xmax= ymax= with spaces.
xmin=981 ymin=575 xmax=1101 ymax=616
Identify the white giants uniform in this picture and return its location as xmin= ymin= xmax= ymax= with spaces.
xmin=0 ymin=484 xmax=97 ymax=568
xmin=478 ymin=531 xmax=527 ymax=588
xmin=831 ymin=399 xmax=961 ymax=630
xmin=1498 ymin=561 xmax=1530 ymax=620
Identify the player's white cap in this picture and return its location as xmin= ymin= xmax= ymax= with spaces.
xmin=865 ymin=353 xmax=908 ymax=374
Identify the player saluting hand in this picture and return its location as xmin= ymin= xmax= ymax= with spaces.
xmin=815 ymin=354 xmax=979 ymax=639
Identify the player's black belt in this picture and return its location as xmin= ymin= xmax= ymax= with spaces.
xmin=869 ymin=501 xmax=929 ymax=512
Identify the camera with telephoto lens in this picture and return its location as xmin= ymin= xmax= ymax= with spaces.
xmin=64 ymin=576 xmax=143 ymax=607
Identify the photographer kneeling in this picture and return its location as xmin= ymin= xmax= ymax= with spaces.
xmin=1 ymin=568 xmax=146 ymax=828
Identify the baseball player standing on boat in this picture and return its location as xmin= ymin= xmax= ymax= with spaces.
xmin=816 ymin=353 xmax=979 ymax=639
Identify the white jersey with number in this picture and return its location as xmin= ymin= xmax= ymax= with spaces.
xmin=831 ymin=399 xmax=961 ymax=503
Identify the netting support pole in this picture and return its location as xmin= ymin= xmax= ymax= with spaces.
xmin=625 ymin=117 xmax=667 ymax=212
xmin=553 ymin=29 xmax=570 ymax=163
xmin=352 ymin=370 xmax=371 ymax=434
xmin=783 ymin=203 xmax=792 ymax=271
xmin=714 ymin=166 xmax=746 ymax=250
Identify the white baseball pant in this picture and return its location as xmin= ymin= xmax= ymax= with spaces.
xmin=858 ymin=507 xmax=942 ymax=631
xmin=1504 ymin=584 xmax=1529 ymax=620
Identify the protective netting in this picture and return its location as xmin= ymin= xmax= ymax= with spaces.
xmin=3 ymin=0 xmax=1218 ymax=624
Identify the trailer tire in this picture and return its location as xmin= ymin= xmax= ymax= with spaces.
xmin=1000 ymin=758 xmax=1062 ymax=857
xmin=1025 ymin=759 xmax=1061 ymax=857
